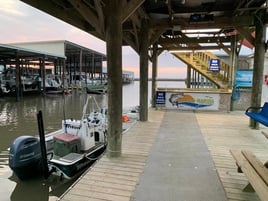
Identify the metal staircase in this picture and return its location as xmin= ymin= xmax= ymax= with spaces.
xmin=173 ymin=52 xmax=231 ymax=89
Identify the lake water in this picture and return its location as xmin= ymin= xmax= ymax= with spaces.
xmin=0 ymin=81 xmax=185 ymax=201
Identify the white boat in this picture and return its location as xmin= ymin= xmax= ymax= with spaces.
xmin=9 ymin=96 xmax=107 ymax=180
xmin=45 ymin=75 xmax=64 ymax=94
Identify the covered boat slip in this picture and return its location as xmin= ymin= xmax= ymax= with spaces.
xmin=19 ymin=0 xmax=268 ymax=158
xmin=0 ymin=41 xmax=107 ymax=98
xmin=0 ymin=44 xmax=66 ymax=98
xmin=58 ymin=109 xmax=268 ymax=201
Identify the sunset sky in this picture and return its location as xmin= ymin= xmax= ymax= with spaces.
xmin=0 ymin=0 xmax=256 ymax=78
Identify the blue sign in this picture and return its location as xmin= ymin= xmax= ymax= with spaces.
xmin=209 ymin=59 xmax=220 ymax=72
xmin=235 ymin=70 xmax=253 ymax=88
xmin=156 ymin=91 xmax=166 ymax=105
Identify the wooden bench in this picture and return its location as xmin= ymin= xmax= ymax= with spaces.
xmin=245 ymin=102 xmax=268 ymax=127
xmin=230 ymin=150 xmax=268 ymax=201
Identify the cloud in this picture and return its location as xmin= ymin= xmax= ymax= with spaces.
xmin=64 ymin=28 xmax=106 ymax=53
xmin=0 ymin=0 xmax=25 ymax=17
xmin=0 ymin=0 xmax=188 ymax=79
xmin=124 ymin=66 xmax=187 ymax=79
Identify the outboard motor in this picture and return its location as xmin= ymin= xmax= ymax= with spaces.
xmin=9 ymin=136 xmax=42 ymax=180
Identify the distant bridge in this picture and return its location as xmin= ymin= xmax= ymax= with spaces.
xmin=134 ymin=78 xmax=186 ymax=81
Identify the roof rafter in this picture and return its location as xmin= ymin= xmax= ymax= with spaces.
xmin=68 ymin=0 xmax=104 ymax=35
xmin=122 ymin=0 xmax=145 ymax=23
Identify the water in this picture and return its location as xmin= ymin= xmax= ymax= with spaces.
xmin=0 ymin=81 xmax=185 ymax=201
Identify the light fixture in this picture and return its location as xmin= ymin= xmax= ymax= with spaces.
xmin=194 ymin=49 xmax=221 ymax=52
xmin=181 ymin=28 xmax=221 ymax=33
xmin=169 ymin=50 xmax=193 ymax=53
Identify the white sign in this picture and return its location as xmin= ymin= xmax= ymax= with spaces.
xmin=166 ymin=92 xmax=219 ymax=110
xmin=209 ymin=59 xmax=220 ymax=72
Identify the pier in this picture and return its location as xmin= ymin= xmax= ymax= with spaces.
xmin=134 ymin=78 xmax=186 ymax=82
xmin=59 ymin=109 xmax=268 ymax=201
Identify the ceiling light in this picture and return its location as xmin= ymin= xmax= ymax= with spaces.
xmin=169 ymin=50 xmax=193 ymax=53
xmin=181 ymin=28 xmax=221 ymax=33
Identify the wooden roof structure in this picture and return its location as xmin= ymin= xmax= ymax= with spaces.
xmin=20 ymin=0 xmax=267 ymax=54
xmin=19 ymin=0 xmax=268 ymax=157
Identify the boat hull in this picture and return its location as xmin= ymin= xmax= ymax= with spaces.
xmin=50 ymin=145 xmax=106 ymax=178
xmin=45 ymin=87 xmax=64 ymax=94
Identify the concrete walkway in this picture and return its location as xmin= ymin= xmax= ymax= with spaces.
xmin=132 ymin=110 xmax=227 ymax=201
xmin=59 ymin=109 xmax=268 ymax=201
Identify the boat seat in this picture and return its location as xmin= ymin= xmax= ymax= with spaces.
xmin=53 ymin=133 xmax=80 ymax=143
xmin=59 ymin=152 xmax=82 ymax=163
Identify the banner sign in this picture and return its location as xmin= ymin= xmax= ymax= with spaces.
xmin=209 ymin=59 xmax=220 ymax=72
xmin=155 ymin=91 xmax=166 ymax=105
xmin=166 ymin=92 xmax=219 ymax=110
xmin=235 ymin=70 xmax=253 ymax=88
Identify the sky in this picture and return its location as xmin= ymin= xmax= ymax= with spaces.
xmin=0 ymin=0 xmax=256 ymax=79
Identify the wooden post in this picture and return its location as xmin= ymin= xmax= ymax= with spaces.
xmin=139 ymin=18 xmax=149 ymax=121
xmin=79 ymin=49 xmax=83 ymax=87
xmin=230 ymin=35 xmax=238 ymax=111
xmin=250 ymin=11 xmax=266 ymax=128
xmin=151 ymin=43 xmax=158 ymax=108
xmin=62 ymin=59 xmax=66 ymax=89
xmin=187 ymin=65 xmax=191 ymax=88
xmin=100 ymin=56 xmax=103 ymax=84
xmin=106 ymin=0 xmax=122 ymax=157
xmin=15 ymin=51 xmax=21 ymax=101
xmin=91 ymin=54 xmax=95 ymax=81
xmin=40 ymin=58 xmax=45 ymax=94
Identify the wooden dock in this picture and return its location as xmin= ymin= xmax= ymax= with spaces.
xmin=196 ymin=111 xmax=268 ymax=201
xmin=59 ymin=110 xmax=268 ymax=201
xmin=59 ymin=109 xmax=164 ymax=201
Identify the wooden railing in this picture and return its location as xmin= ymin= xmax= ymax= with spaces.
xmin=194 ymin=52 xmax=230 ymax=83
xmin=172 ymin=51 xmax=231 ymax=89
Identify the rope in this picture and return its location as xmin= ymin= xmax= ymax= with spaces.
xmin=231 ymin=84 xmax=240 ymax=101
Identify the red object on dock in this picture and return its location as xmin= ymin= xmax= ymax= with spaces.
xmin=122 ymin=115 xmax=130 ymax=122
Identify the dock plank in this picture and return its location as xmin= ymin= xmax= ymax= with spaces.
xmin=59 ymin=109 xmax=164 ymax=201
xmin=59 ymin=110 xmax=268 ymax=201
xmin=196 ymin=111 xmax=268 ymax=201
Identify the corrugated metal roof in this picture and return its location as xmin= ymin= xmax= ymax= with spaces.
xmin=0 ymin=43 xmax=66 ymax=62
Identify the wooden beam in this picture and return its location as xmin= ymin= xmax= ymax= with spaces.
xmin=149 ymin=29 xmax=166 ymax=46
xmin=167 ymin=0 xmax=173 ymax=20
xmin=93 ymin=0 xmax=105 ymax=34
xmin=217 ymin=42 xmax=231 ymax=55
xmin=21 ymin=0 xmax=103 ymax=38
xmin=165 ymin=45 xmax=229 ymax=51
xmin=131 ymin=21 xmax=139 ymax=51
xmin=236 ymin=26 xmax=255 ymax=48
xmin=123 ymin=33 xmax=139 ymax=53
xmin=68 ymin=0 xmax=102 ymax=34
xmin=151 ymin=42 xmax=158 ymax=108
xmin=122 ymin=13 xmax=143 ymax=51
xmin=149 ymin=15 xmax=254 ymax=30
xmin=139 ymin=18 xmax=149 ymax=122
xmin=180 ymin=32 xmax=198 ymax=46
xmin=250 ymin=11 xmax=266 ymax=128
xmin=122 ymin=0 xmax=145 ymax=23
xmin=106 ymin=0 xmax=123 ymax=157
xmin=159 ymin=36 xmax=231 ymax=44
